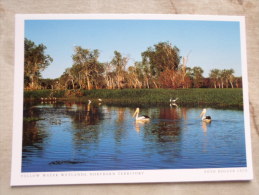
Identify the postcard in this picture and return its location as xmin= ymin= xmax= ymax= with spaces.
xmin=11 ymin=14 xmax=253 ymax=186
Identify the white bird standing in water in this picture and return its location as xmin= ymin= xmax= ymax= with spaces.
xmin=133 ymin=108 xmax=150 ymax=121
xmin=200 ymin=108 xmax=212 ymax=123
xmin=170 ymin=97 xmax=178 ymax=103
xmin=86 ymin=100 xmax=92 ymax=113
xmin=170 ymin=97 xmax=178 ymax=107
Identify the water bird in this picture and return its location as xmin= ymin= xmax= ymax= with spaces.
xmin=170 ymin=98 xmax=178 ymax=107
xmin=170 ymin=97 xmax=178 ymax=103
xmin=200 ymin=108 xmax=212 ymax=123
xmin=86 ymin=100 xmax=92 ymax=113
xmin=98 ymin=98 xmax=102 ymax=102
xmin=133 ymin=108 xmax=150 ymax=121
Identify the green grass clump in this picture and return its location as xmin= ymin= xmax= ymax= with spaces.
xmin=80 ymin=88 xmax=243 ymax=108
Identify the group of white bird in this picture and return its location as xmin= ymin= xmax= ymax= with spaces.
xmin=41 ymin=97 xmax=57 ymax=101
xmin=87 ymin=98 xmax=102 ymax=104
xmin=132 ymin=97 xmax=212 ymax=123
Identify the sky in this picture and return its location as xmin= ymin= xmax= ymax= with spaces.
xmin=25 ymin=18 xmax=242 ymax=79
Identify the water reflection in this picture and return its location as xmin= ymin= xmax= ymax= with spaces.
xmin=64 ymin=101 xmax=103 ymax=126
xmin=23 ymin=121 xmax=47 ymax=149
xmin=170 ymin=103 xmax=178 ymax=108
xmin=22 ymin=101 xmax=246 ymax=172
xmin=23 ymin=102 xmax=49 ymax=148
xmin=134 ymin=120 xmax=149 ymax=133
xmin=201 ymin=120 xmax=213 ymax=135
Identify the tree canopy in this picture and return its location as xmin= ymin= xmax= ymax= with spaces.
xmin=141 ymin=42 xmax=181 ymax=76
xmin=24 ymin=38 xmax=53 ymax=89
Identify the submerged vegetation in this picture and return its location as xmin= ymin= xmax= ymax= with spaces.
xmin=24 ymin=88 xmax=243 ymax=108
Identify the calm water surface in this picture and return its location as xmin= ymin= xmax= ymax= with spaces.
xmin=22 ymin=101 xmax=246 ymax=172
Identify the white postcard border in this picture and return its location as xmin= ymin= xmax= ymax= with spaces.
xmin=11 ymin=14 xmax=253 ymax=186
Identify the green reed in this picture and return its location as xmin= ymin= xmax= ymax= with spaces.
xmin=24 ymin=88 xmax=243 ymax=108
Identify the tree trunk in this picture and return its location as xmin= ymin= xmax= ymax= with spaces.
xmin=230 ymin=82 xmax=234 ymax=88
xmin=153 ymin=80 xmax=158 ymax=88
xmin=29 ymin=75 xmax=34 ymax=89
xmin=86 ymin=76 xmax=92 ymax=90
xmin=71 ymin=79 xmax=75 ymax=89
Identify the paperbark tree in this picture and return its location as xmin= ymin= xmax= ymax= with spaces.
xmin=72 ymin=46 xmax=103 ymax=90
xmin=141 ymin=41 xmax=181 ymax=77
xmin=190 ymin=66 xmax=204 ymax=88
xmin=111 ymin=51 xmax=128 ymax=89
xmin=209 ymin=69 xmax=220 ymax=88
xmin=24 ymin=38 xmax=53 ymax=89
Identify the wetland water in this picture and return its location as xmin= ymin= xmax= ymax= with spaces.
xmin=22 ymin=101 xmax=246 ymax=172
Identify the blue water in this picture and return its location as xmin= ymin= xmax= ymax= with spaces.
xmin=22 ymin=101 xmax=246 ymax=172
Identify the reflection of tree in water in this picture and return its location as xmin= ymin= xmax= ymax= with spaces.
xmin=22 ymin=103 xmax=50 ymax=169
xmin=23 ymin=121 xmax=48 ymax=149
xmin=141 ymin=107 xmax=183 ymax=163
xmin=114 ymin=107 xmax=127 ymax=144
xmin=64 ymin=101 xmax=104 ymax=149
xmin=160 ymin=107 xmax=180 ymax=121
xmin=65 ymin=102 xmax=103 ymax=126
xmin=154 ymin=107 xmax=182 ymax=143
xmin=116 ymin=107 xmax=126 ymax=124
xmin=181 ymin=107 xmax=188 ymax=120
xmin=151 ymin=121 xmax=181 ymax=143
xmin=23 ymin=102 xmax=48 ymax=149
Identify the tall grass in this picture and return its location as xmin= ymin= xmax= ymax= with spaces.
xmin=24 ymin=88 xmax=243 ymax=108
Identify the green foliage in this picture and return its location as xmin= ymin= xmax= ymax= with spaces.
xmin=53 ymin=90 xmax=66 ymax=98
xmin=80 ymin=88 xmax=243 ymax=108
xmin=24 ymin=88 xmax=243 ymax=108
xmin=141 ymin=41 xmax=181 ymax=76
xmin=24 ymin=38 xmax=53 ymax=89
xmin=70 ymin=46 xmax=103 ymax=90
xmin=24 ymin=90 xmax=66 ymax=99
xmin=111 ymin=50 xmax=127 ymax=71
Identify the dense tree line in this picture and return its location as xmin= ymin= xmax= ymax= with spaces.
xmin=24 ymin=38 xmax=242 ymax=90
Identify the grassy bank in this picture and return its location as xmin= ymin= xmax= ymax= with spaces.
xmin=24 ymin=88 xmax=243 ymax=108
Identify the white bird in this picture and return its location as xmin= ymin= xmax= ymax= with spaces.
xmin=200 ymin=108 xmax=212 ymax=123
xmin=98 ymin=98 xmax=102 ymax=102
xmin=86 ymin=100 xmax=91 ymax=113
xmin=133 ymin=108 xmax=150 ymax=121
xmin=170 ymin=97 xmax=178 ymax=103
